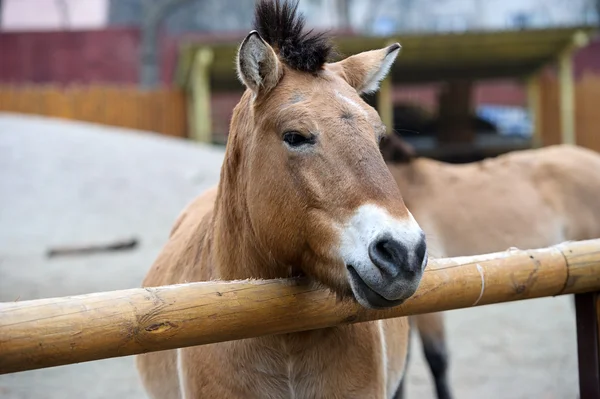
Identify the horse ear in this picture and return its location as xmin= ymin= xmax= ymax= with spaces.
xmin=334 ymin=43 xmax=401 ymax=95
xmin=236 ymin=31 xmax=283 ymax=94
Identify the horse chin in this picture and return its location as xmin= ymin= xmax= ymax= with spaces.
xmin=347 ymin=265 xmax=413 ymax=310
xmin=298 ymin=257 xmax=414 ymax=309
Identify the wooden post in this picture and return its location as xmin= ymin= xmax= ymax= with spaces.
xmin=559 ymin=49 xmax=576 ymax=145
xmin=378 ymin=40 xmax=397 ymax=133
xmin=558 ymin=31 xmax=589 ymax=145
xmin=189 ymin=47 xmax=214 ymax=143
xmin=437 ymin=80 xmax=475 ymax=144
xmin=575 ymin=292 xmax=600 ymax=398
xmin=378 ymin=73 xmax=393 ymax=133
xmin=526 ymin=73 xmax=541 ymax=148
xmin=1 ymin=239 xmax=600 ymax=375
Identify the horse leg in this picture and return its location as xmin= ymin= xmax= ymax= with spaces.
xmin=414 ymin=312 xmax=453 ymax=399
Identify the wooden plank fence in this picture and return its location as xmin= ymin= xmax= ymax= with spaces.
xmin=0 ymin=85 xmax=188 ymax=138
xmin=1 ymin=239 xmax=600 ymax=376
xmin=1 ymin=75 xmax=599 ymax=151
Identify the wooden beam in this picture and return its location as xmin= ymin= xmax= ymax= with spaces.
xmin=378 ymin=40 xmax=398 ymax=133
xmin=377 ymin=81 xmax=393 ymax=134
xmin=1 ymin=239 xmax=600 ymax=375
xmin=558 ymin=31 xmax=589 ymax=145
xmin=575 ymin=292 xmax=600 ymax=399
xmin=526 ymin=73 xmax=541 ymax=148
xmin=597 ymin=296 xmax=600 ymax=358
xmin=189 ymin=47 xmax=214 ymax=143
xmin=437 ymin=80 xmax=475 ymax=144
xmin=378 ymin=76 xmax=393 ymax=133
xmin=559 ymin=49 xmax=576 ymax=145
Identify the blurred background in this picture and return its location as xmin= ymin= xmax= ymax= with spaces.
xmin=1 ymin=1 xmax=599 ymax=398
xmin=1 ymin=0 xmax=599 ymax=160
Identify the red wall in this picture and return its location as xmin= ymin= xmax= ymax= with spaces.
xmin=575 ymin=37 xmax=600 ymax=78
xmin=0 ymin=28 xmax=141 ymax=85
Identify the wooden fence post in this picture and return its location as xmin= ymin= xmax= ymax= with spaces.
xmin=526 ymin=73 xmax=541 ymax=148
xmin=558 ymin=30 xmax=589 ymax=145
xmin=189 ymin=47 xmax=214 ymax=143
xmin=378 ymin=40 xmax=398 ymax=134
xmin=575 ymin=292 xmax=600 ymax=399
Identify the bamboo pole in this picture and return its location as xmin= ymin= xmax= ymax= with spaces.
xmin=1 ymin=239 xmax=600 ymax=375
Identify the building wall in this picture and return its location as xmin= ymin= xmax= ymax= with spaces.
xmin=0 ymin=28 xmax=140 ymax=85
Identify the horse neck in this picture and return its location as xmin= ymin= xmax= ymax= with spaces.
xmin=205 ymin=97 xmax=288 ymax=281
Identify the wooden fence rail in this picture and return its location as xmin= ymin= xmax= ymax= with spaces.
xmin=0 ymin=85 xmax=188 ymax=138
xmin=1 ymin=239 xmax=600 ymax=375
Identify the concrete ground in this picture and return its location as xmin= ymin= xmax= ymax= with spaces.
xmin=0 ymin=114 xmax=578 ymax=399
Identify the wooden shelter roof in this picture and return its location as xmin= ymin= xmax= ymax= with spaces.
xmin=176 ymin=26 xmax=596 ymax=90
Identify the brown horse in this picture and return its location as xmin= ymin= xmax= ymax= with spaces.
xmin=381 ymin=132 xmax=600 ymax=399
xmin=136 ymin=1 xmax=428 ymax=398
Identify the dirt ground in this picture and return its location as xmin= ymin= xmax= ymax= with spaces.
xmin=0 ymin=114 xmax=578 ymax=399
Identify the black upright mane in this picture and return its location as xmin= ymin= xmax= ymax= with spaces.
xmin=254 ymin=0 xmax=335 ymax=73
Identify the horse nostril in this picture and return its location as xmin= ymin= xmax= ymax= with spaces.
xmin=415 ymin=236 xmax=427 ymax=269
xmin=375 ymin=240 xmax=394 ymax=263
xmin=368 ymin=237 xmax=407 ymax=277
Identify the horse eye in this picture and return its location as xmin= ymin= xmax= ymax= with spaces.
xmin=283 ymin=131 xmax=315 ymax=147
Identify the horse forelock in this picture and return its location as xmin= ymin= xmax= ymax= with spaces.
xmin=253 ymin=0 xmax=336 ymax=73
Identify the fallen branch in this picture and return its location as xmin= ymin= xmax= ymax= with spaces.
xmin=46 ymin=238 xmax=139 ymax=258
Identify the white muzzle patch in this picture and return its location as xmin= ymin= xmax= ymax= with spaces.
xmin=338 ymin=204 xmax=426 ymax=308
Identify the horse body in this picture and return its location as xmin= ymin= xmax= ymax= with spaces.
xmin=384 ymin=138 xmax=600 ymax=399
xmin=393 ymin=143 xmax=600 ymax=259
xmin=137 ymin=2 xmax=427 ymax=398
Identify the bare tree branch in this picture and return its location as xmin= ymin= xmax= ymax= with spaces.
xmin=47 ymin=237 xmax=139 ymax=258
xmin=361 ymin=0 xmax=383 ymax=32
xmin=140 ymin=0 xmax=195 ymax=88
xmin=56 ymin=0 xmax=70 ymax=29
xmin=334 ymin=0 xmax=351 ymax=29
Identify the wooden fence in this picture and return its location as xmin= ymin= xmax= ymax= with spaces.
xmin=1 ymin=75 xmax=599 ymax=151
xmin=0 ymin=85 xmax=187 ymax=138
xmin=1 ymin=239 xmax=600 ymax=382
xmin=540 ymin=72 xmax=600 ymax=152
